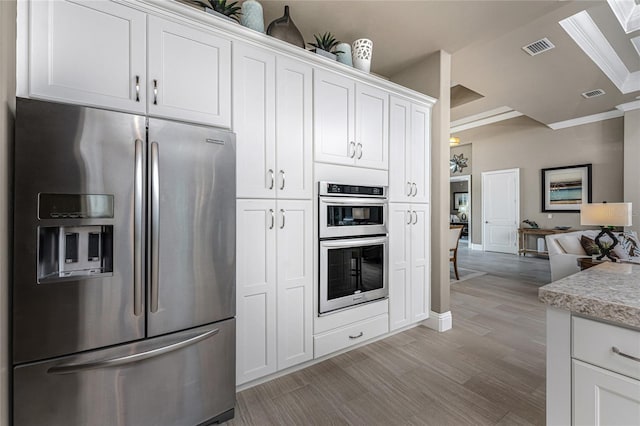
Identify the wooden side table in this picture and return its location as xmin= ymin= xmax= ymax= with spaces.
xmin=518 ymin=228 xmax=574 ymax=257
xmin=577 ymin=257 xmax=606 ymax=271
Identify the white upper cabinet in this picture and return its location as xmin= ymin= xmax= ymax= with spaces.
xmin=148 ymin=16 xmax=231 ymax=127
xmin=235 ymin=42 xmax=312 ymax=200
xmin=389 ymin=96 xmax=431 ymax=203
xmin=314 ymin=69 xmax=389 ymax=169
xmin=29 ymin=0 xmax=147 ymax=113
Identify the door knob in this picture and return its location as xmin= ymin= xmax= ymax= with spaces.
xmin=485 ymin=221 xmax=489 ymax=224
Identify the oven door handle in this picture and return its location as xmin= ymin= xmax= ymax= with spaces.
xmin=319 ymin=198 xmax=387 ymax=206
xmin=321 ymin=236 xmax=387 ymax=248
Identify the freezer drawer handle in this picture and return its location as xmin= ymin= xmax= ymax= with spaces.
xmin=47 ymin=328 xmax=220 ymax=375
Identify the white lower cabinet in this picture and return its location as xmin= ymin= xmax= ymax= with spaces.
xmin=389 ymin=203 xmax=430 ymax=330
xmin=236 ymin=199 xmax=312 ymax=385
xmin=573 ymin=360 xmax=640 ymax=426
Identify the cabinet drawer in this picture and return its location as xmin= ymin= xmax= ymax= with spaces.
xmin=314 ymin=314 xmax=388 ymax=359
xmin=573 ymin=316 xmax=640 ymax=381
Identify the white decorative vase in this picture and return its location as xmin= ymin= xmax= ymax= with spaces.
xmin=352 ymin=38 xmax=372 ymax=73
xmin=335 ymin=42 xmax=352 ymax=66
xmin=240 ymin=0 xmax=264 ymax=33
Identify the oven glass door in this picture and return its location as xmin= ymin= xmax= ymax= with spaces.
xmin=319 ymin=236 xmax=388 ymax=314
xmin=319 ymin=198 xmax=386 ymax=238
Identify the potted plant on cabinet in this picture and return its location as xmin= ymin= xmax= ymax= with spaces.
xmin=190 ymin=0 xmax=242 ymax=22
xmin=307 ymin=32 xmax=344 ymax=60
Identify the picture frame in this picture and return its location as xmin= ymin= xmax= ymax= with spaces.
xmin=541 ymin=164 xmax=592 ymax=212
xmin=453 ymin=192 xmax=469 ymax=211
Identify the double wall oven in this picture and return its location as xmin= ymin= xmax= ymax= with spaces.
xmin=318 ymin=182 xmax=388 ymax=314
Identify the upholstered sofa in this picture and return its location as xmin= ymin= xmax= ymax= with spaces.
xmin=546 ymin=230 xmax=640 ymax=282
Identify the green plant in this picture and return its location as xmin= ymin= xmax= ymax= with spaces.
xmin=307 ymin=32 xmax=343 ymax=54
xmin=192 ymin=0 xmax=242 ymax=22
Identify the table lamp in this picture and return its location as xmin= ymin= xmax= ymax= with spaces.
xmin=458 ymin=204 xmax=468 ymax=221
xmin=580 ymin=202 xmax=632 ymax=261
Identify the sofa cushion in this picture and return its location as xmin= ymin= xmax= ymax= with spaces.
xmin=580 ymin=235 xmax=601 ymax=256
xmin=556 ymin=235 xmax=587 ymax=255
xmin=616 ymin=231 xmax=640 ymax=257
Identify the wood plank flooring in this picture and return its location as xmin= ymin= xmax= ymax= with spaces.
xmin=227 ymin=251 xmax=548 ymax=425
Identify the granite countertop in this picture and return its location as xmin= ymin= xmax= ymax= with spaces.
xmin=538 ymin=262 xmax=640 ymax=328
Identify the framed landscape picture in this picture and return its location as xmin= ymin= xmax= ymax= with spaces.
xmin=541 ymin=164 xmax=592 ymax=212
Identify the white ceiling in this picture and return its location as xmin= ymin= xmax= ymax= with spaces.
xmin=258 ymin=0 xmax=640 ymax=129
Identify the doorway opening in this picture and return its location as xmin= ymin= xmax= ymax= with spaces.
xmin=450 ymin=175 xmax=471 ymax=246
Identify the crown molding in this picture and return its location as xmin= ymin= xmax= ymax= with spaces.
xmin=450 ymin=108 xmax=522 ymax=133
xmin=616 ymin=99 xmax=640 ymax=112
xmin=560 ymin=10 xmax=640 ymax=94
xmin=607 ymin=0 xmax=640 ymax=34
xmin=547 ymin=109 xmax=623 ymax=130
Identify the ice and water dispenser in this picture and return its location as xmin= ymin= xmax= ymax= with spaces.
xmin=37 ymin=194 xmax=114 ymax=282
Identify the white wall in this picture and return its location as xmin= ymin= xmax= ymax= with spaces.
xmin=624 ymin=109 xmax=640 ymax=235
xmin=0 ymin=1 xmax=16 ymax=424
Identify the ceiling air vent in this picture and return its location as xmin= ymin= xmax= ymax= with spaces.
xmin=522 ymin=38 xmax=555 ymax=56
xmin=581 ymin=89 xmax=606 ymax=99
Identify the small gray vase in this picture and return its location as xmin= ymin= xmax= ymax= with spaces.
xmin=266 ymin=5 xmax=304 ymax=48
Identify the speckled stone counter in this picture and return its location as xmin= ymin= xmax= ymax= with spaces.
xmin=539 ymin=262 xmax=640 ymax=329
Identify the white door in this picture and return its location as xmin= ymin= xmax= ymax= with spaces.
xmin=236 ymin=200 xmax=277 ymax=385
xmin=29 ymin=0 xmax=146 ymax=113
xmin=355 ymin=83 xmax=388 ymax=169
xmin=313 ymin=69 xmax=355 ymax=166
xmin=573 ymin=360 xmax=640 ymax=426
xmin=148 ymin=16 xmax=231 ymax=127
xmin=410 ymin=104 xmax=431 ymax=203
xmin=276 ymin=200 xmax=313 ymax=370
xmin=482 ymin=169 xmax=519 ymax=254
xmin=388 ymin=203 xmax=411 ymax=331
xmin=389 ymin=97 xmax=411 ymax=202
xmin=276 ymin=57 xmax=312 ymax=200
xmin=233 ymin=42 xmax=276 ymax=199
xmin=410 ymin=204 xmax=430 ymax=322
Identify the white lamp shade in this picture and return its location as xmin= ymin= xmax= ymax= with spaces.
xmin=580 ymin=202 xmax=632 ymax=226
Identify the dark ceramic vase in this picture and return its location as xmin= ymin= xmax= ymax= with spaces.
xmin=266 ymin=5 xmax=305 ymax=48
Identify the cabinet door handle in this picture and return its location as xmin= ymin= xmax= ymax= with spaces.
xmin=406 ymin=210 xmax=412 ymax=225
xmin=412 ymin=183 xmax=417 ymax=197
xmin=153 ymin=79 xmax=158 ymax=105
xmin=280 ymin=209 xmax=286 ymax=229
xmin=407 ymin=182 xmax=412 ymax=196
xmin=135 ymin=75 xmax=140 ymax=102
xmin=412 ymin=211 xmax=418 ymax=225
xmin=279 ymin=170 xmax=285 ymax=190
xmin=267 ymin=169 xmax=274 ymax=190
xmin=356 ymin=143 xmax=363 ymax=159
xmin=349 ymin=332 xmax=363 ymax=339
xmin=349 ymin=141 xmax=356 ymax=158
xmin=612 ymin=346 xmax=640 ymax=363
xmin=269 ymin=209 xmax=275 ymax=229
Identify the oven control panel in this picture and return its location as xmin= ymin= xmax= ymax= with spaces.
xmin=320 ymin=182 xmax=387 ymax=198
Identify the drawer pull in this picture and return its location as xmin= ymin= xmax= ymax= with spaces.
xmin=349 ymin=332 xmax=364 ymax=340
xmin=612 ymin=346 xmax=640 ymax=363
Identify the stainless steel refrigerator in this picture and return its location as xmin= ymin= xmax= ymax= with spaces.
xmin=12 ymin=98 xmax=236 ymax=425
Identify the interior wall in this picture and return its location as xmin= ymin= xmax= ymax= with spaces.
xmin=391 ymin=51 xmax=452 ymax=315
xmin=458 ymin=115 xmax=624 ymax=245
xmin=624 ymin=109 xmax=640 ymax=235
xmin=0 ymin=1 xmax=16 ymax=424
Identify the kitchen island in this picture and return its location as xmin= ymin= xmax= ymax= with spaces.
xmin=538 ymin=262 xmax=640 ymax=426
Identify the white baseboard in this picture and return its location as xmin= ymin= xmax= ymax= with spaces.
xmin=470 ymin=243 xmax=483 ymax=251
xmin=424 ymin=311 xmax=452 ymax=332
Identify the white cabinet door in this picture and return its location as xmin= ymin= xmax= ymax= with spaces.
xmin=313 ymin=69 xmax=355 ymax=166
xmin=233 ymin=42 xmax=276 ymax=199
xmin=30 ymin=0 xmax=146 ymax=113
xmin=236 ymin=200 xmax=277 ymax=385
xmin=388 ymin=203 xmax=411 ymax=331
xmin=355 ymin=83 xmax=388 ymax=170
xmin=411 ymin=104 xmax=431 ymax=203
xmin=148 ymin=16 xmax=231 ymax=127
xmin=573 ymin=360 xmax=640 ymax=426
xmin=276 ymin=57 xmax=312 ymax=200
xmin=389 ymin=97 xmax=411 ymax=202
xmin=276 ymin=200 xmax=313 ymax=369
xmin=411 ymin=204 xmax=430 ymax=322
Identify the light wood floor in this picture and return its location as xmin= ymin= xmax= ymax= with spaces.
xmin=227 ymin=251 xmax=548 ymax=425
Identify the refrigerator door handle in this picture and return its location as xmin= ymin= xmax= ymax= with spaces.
xmin=150 ymin=141 xmax=160 ymax=313
xmin=134 ymin=139 xmax=144 ymax=316
xmin=46 ymin=328 xmax=220 ymax=375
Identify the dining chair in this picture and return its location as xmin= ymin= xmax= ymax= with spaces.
xmin=449 ymin=225 xmax=465 ymax=280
